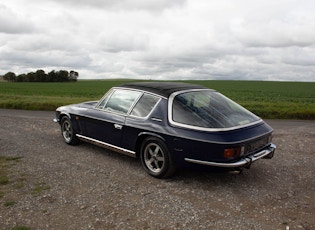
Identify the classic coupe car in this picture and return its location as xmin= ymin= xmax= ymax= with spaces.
xmin=54 ymin=82 xmax=276 ymax=178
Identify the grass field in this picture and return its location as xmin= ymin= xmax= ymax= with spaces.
xmin=0 ymin=80 xmax=314 ymax=119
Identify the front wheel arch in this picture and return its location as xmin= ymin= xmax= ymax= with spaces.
xmin=60 ymin=116 xmax=79 ymax=145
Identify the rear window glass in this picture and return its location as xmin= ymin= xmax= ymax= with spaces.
xmin=171 ymin=90 xmax=260 ymax=129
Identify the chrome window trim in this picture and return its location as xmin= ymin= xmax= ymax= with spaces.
xmin=126 ymin=91 xmax=143 ymax=115
xmin=110 ymin=87 xmax=167 ymax=100
xmin=95 ymin=87 xmax=164 ymax=119
xmin=103 ymin=89 xmax=142 ymax=115
xmin=129 ymin=96 xmax=162 ymax=119
xmin=95 ymin=88 xmax=141 ymax=115
xmin=95 ymin=88 xmax=114 ymax=110
xmin=168 ymin=89 xmax=262 ymax=132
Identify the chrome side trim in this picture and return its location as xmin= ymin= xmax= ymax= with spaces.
xmin=76 ymin=134 xmax=136 ymax=158
xmin=185 ymin=144 xmax=276 ymax=168
xmin=151 ymin=117 xmax=163 ymax=122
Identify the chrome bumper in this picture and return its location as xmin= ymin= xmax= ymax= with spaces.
xmin=184 ymin=143 xmax=276 ymax=168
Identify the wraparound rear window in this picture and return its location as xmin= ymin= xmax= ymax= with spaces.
xmin=171 ymin=90 xmax=260 ymax=129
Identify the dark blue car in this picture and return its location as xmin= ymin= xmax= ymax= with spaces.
xmin=54 ymin=82 xmax=276 ymax=178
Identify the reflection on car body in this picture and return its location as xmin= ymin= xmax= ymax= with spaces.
xmin=54 ymin=82 xmax=276 ymax=178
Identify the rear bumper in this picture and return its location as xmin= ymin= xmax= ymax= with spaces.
xmin=184 ymin=143 xmax=276 ymax=168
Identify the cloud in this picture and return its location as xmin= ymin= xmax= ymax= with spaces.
xmin=232 ymin=19 xmax=315 ymax=48
xmin=50 ymin=0 xmax=187 ymax=11
xmin=0 ymin=4 xmax=35 ymax=34
xmin=230 ymin=1 xmax=315 ymax=48
xmin=0 ymin=0 xmax=315 ymax=81
xmin=97 ymin=31 xmax=149 ymax=53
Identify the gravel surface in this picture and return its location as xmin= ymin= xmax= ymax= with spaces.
xmin=0 ymin=109 xmax=314 ymax=230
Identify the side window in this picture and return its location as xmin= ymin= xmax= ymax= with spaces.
xmin=104 ymin=89 xmax=141 ymax=114
xmin=96 ymin=91 xmax=112 ymax=109
xmin=130 ymin=93 xmax=160 ymax=117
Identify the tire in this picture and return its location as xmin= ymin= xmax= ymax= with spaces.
xmin=60 ymin=117 xmax=79 ymax=145
xmin=140 ymin=137 xmax=176 ymax=178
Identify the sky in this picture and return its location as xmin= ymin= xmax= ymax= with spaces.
xmin=1 ymin=0 xmax=315 ymax=81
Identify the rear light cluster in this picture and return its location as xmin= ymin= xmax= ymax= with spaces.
xmin=224 ymin=146 xmax=245 ymax=159
xmin=223 ymin=135 xmax=273 ymax=159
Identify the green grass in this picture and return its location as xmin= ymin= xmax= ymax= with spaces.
xmin=31 ymin=182 xmax=51 ymax=197
xmin=12 ymin=226 xmax=31 ymax=230
xmin=4 ymin=200 xmax=17 ymax=206
xmin=0 ymin=156 xmax=24 ymax=186
xmin=0 ymin=156 xmax=23 ymax=212
xmin=0 ymin=80 xmax=314 ymax=119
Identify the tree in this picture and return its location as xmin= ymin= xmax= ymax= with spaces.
xmin=35 ymin=69 xmax=48 ymax=82
xmin=56 ymin=70 xmax=69 ymax=82
xmin=69 ymin=70 xmax=79 ymax=81
xmin=3 ymin=69 xmax=79 ymax=82
xmin=16 ymin=74 xmax=26 ymax=82
xmin=25 ymin=72 xmax=36 ymax=82
xmin=3 ymin=72 xmax=16 ymax=82
xmin=48 ymin=70 xmax=56 ymax=82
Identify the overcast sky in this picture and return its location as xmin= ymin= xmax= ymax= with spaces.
xmin=1 ymin=0 xmax=315 ymax=81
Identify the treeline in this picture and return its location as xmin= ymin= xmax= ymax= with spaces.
xmin=2 ymin=70 xmax=79 ymax=82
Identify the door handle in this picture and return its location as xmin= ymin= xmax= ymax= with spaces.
xmin=114 ymin=124 xmax=123 ymax=130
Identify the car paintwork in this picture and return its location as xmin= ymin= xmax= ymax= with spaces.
xmin=54 ymin=82 xmax=275 ymax=171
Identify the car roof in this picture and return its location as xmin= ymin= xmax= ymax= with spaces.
xmin=119 ymin=82 xmax=212 ymax=97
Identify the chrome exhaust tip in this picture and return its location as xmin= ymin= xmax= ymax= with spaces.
xmin=228 ymin=169 xmax=243 ymax=175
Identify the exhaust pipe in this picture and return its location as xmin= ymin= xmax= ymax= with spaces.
xmin=229 ymin=169 xmax=243 ymax=175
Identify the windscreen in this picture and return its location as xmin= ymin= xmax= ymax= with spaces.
xmin=172 ymin=90 xmax=260 ymax=129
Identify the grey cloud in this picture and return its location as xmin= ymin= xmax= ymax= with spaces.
xmin=1 ymin=46 xmax=92 ymax=72
xmin=281 ymin=47 xmax=315 ymax=67
xmin=50 ymin=0 xmax=186 ymax=11
xmin=232 ymin=15 xmax=315 ymax=48
xmin=98 ymin=31 xmax=149 ymax=53
xmin=1 ymin=0 xmax=315 ymax=82
xmin=0 ymin=4 xmax=35 ymax=34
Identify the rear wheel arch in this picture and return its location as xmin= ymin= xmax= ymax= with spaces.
xmin=139 ymin=135 xmax=176 ymax=178
xmin=135 ymin=132 xmax=165 ymax=158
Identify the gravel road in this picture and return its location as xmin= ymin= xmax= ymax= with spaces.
xmin=0 ymin=109 xmax=314 ymax=230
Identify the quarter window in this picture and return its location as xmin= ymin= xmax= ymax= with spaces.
xmin=131 ymin=94 xmax=160 ymax=117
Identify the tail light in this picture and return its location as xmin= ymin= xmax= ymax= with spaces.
xmin=224 ymin=146 xmax=245 ymax=159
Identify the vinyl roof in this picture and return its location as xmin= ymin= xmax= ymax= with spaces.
xmin=119 ymin=82 xmax=212 ymax=97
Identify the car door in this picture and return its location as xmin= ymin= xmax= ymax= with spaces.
xmin=82 ymin=89 xmax=142 ymax=147
xmin=122 ymin=93 xmax=162 ymax=151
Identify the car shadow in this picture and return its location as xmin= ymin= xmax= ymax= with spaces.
xmin=79 ymin=141 xmax=272 ymax=188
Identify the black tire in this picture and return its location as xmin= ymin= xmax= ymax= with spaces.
xmin=60 ymin=117 xmax=79 ymax=145
xmin=140 ymin=137 xmax=176 ymax=178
